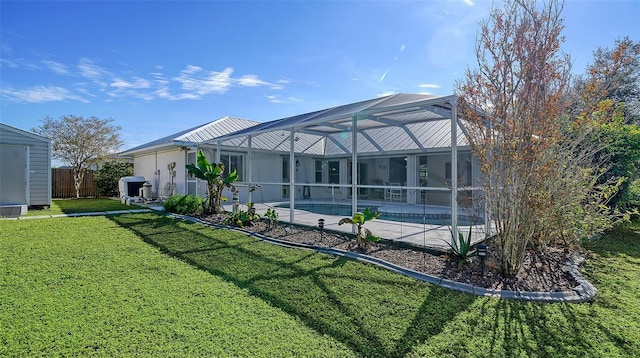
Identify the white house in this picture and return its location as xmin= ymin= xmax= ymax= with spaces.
xmin=119 ymin=116 xmax=259 ymax=199
xmin=0 ymin=123 xmax=51 ymax=216
xmin=122 ymin=94 xmax=482 ymax=241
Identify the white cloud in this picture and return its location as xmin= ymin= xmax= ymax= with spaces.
xmin=376 ymin=91 xmax=397 ymax=98
xmin=462 ymin=0 xmax=474 ymax=5
xmin=418 ymin=83 xmax=441 ymax=88
xmin=42 ymin=60 xmax=69 ymax=75
xmin=400 ymin=44 xmax=406 ymax=52
xmin=110 ymin=77 xmax=151 ymax=89
xmin=267 ymin=95 xmax=302 ymax=104
xmin=174 ymin=65 xmax=233 ymax=96
xmin=237 ymin=74 xmax=268 ymax=87
xmin=78 ymin=58 xmax=109 ymax=87
xmin=0 ymin=85 xmax=88 ymax=103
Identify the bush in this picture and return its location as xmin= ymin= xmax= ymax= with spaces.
xmin=618 ymin=179 xmax=640 ymax=210
xmin=94 ymin=161 xmax=133 ymax=197
xmin=163 ymin=195 xmax=203 ymax=215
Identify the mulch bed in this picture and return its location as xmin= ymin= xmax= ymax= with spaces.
xmin=196 ymin=214 xmax=581 ymax=292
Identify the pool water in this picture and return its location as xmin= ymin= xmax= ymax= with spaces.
xmin=275 ymin=203 xmax=479 ymax=226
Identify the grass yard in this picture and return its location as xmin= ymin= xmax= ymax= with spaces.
xmin=23 ymin=198 xmax=144 ymax=216
xmin=1 ymin=212 xmax=638 ymax=357
xmin=0 ymin=216 xmax=355 ymax=357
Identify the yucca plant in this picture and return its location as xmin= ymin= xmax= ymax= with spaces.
xmin=446 ymin=226 xmax=476 ymax=269
xmin=338 ymin=207 xmax=381 ymax=251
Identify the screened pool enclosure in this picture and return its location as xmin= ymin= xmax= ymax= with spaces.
xmin=196 ymin=93 xmax=487 ymax=250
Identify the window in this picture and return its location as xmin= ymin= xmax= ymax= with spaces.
xmin=328 ymin=161 xmax=340 ymax=184
xmin=445 ymin=160 xmax=472 ymax=186
xmin=221 ymin=153 xmax=244 ymax=181
xmin=282 ymin=157 xmax=289 ymax=182
xmin=315 ymin=160 xmax=323 ymax=183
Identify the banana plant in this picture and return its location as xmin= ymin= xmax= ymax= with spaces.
xmin=185 ymin=150 xmax=238 ymax=214
xmin=338 ymin=207 xmax=381 ymax=251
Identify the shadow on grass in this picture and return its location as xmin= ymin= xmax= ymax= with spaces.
xmin=110 ymin=212 xmax=477 ymax=358
xmin=582 ymin=219 xmax=640 ymax=258
xmin=480 ymin=221 xmax=640 ymax=357
xmin=482 ymin=297 xmax=637 ymax=357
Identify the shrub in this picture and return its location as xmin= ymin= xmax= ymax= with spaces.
xmin=618 ymin=179 xmax=640 ymax=211
xmin=163 ymin=195 xmax=202 ymax=215
xmin=264 ymin=208 xmax=279 ymax=229
xmin=223 ymin=203 xmax=260 ymax=228
xmin=94 ymin=161 xmax=133 ymax=197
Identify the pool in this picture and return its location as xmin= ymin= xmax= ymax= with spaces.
xmin=275 ymin=203 xmax=480 ymax=226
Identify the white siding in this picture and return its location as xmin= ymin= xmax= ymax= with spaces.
xmin=0 ymin=124 xmax=51 ymax=207
xmin=133 ymin=149 xmax=185 ymax=197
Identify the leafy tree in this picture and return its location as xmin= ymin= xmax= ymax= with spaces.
xmin=94 ymin=161 xmax=133 ymax=197
xmin=33 ymin=115 xmax=123 ymax=198
xmin=567 ymin=38 xmax=640 ymax=208
xmin=185 ymin=150 xmax=238 ymax=214
xmin=569 ymin=37 xmax=640 ymax=124
xmin=456 ymin=0 xmax=619 ymax=277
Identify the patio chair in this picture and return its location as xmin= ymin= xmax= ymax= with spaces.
xmin=389 ymin=183 xmax=402 ymax=202
xmin=158 ymin=182 xmax=175 ymax=200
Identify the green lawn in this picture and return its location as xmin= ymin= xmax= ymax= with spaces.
xmin=23 ymin=198 xmax=144 ymax=216
xmin=1 ymin=212 xmax=638 ymax=357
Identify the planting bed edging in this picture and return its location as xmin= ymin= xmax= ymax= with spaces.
xmin=174 ymin=214 xmax=597 ymax=303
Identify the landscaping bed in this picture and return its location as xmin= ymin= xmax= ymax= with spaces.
xmin=196 ymin=213 xmax=581 ymax=293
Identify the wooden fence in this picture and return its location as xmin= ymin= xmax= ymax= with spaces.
xmin=51 ymin=168 xmax=98 ymax=198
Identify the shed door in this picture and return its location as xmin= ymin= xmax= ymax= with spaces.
xmin=0 ymin=144 xmax=27 ymax=205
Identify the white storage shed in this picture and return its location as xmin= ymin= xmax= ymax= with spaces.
xmin=0 ymin=123 xmax=52 ymax=215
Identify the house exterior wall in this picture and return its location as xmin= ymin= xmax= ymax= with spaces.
xmin=133 ymin=149 xmax=185 ymax=197
xmin=0 ymin=124 xmax=51 ymax=207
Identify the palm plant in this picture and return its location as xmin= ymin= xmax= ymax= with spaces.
xmin=185 ymin=150 xmax=238 ymax=214
xmin=338 ymin=207 xmax=381 ymax=251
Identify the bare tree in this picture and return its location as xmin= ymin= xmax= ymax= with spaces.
xmin=456 ymin=0 xmax=618 ymax=277
xmin=33 ymin=115 xmax=123 ymax=198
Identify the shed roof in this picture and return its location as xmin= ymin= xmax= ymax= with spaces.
xmin=209 ymin=93 xmax=468 ymax=156
xmin=120 ymin=116 xmax=258 ymax=156
xmin=0 ymin=122 xmax=51 ymax=144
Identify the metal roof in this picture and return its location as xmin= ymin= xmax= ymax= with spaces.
xmin=210 ymin=93 xmax=468 ymax=156
xmin=120 ymin=116 xmax=258 ymax=155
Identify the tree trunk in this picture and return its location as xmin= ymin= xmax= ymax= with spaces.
xmin=73 ymin=167 xmax=84 ymax=199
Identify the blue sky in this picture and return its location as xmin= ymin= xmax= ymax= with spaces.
xmin=1 ymin=0 xmax=639 ymax=153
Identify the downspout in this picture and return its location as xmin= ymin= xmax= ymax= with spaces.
xmin=450 ymin=97 xmax=459 ymax=243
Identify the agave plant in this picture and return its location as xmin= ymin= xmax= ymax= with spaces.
xmin=445 ymin=226 xmax=476 ymax=268
xmin=185 ymin=150 xmax=238 ymax=214
xmin=338 ymin=207 xmax=381 ymax=251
